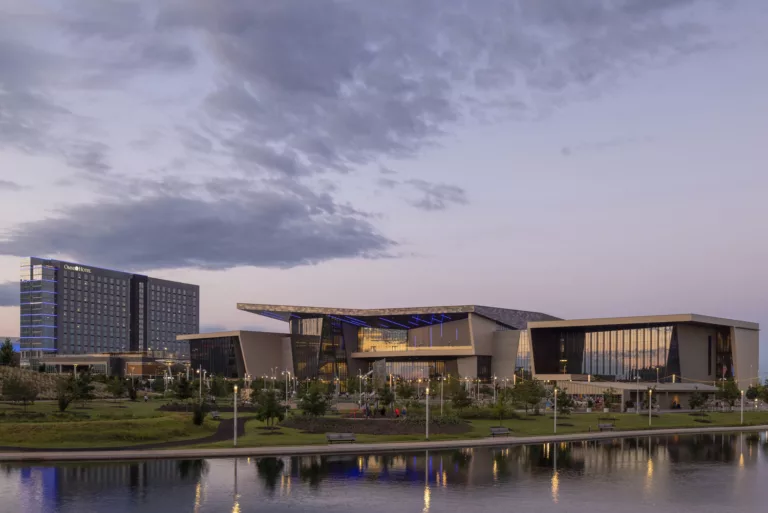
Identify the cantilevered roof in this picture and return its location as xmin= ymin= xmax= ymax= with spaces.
xmin=237 ymin=303 xmax=559 ymax=330
xmin=529 ymin=314 xmax=758 ymax=331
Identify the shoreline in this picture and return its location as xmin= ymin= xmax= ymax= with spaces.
xmin=1 ymin=424 xmax=766 ymax=462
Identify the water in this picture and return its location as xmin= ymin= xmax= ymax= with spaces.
xmin=1 ymin=432 xmax=767 ymax=513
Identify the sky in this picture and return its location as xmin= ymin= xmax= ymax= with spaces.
xmin=0 ymin=0 xmax=766 ymax=376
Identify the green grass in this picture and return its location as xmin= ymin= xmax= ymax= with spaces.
xmin=0 ymin=414 xmax=217 ymax=448
xmin=195 ymin=411 xmax=768 ymax=449
xmin=0 ymin=398 xmax=175 ymax=420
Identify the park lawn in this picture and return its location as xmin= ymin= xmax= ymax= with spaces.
xmin=195 ymin=410 xmax=768 ymax=449
xmin=0 ymin=398 xmax=176 ymax=420
xmin=0 ymin=413 xmax=217 ymax=448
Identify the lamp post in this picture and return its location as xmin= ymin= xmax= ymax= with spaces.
xmin=554 ymin=388 xmax=558 ymax=434
xmin=476 ymin=378 xmax=480 ymax=401
xmin=648 ymin=389 xmax=653 ymax=427
xmin=426 ymin=387 xmax=430 ymax=440
xmin=741 ymin=389 xmax=745 ymax=425
xmin=233 ymin=385 xmax=238 ymax=447
xmin=493 ymin=376 xmax=497 ymax=404
xmin=636 ymin=372 xmax=640 ymax=414
xmin=656 ymin=367 xmax=659 ymax=384
xmin=282 ymin=370 xmax=290 ymax=415
xmin=440 ymin=376 xmax=444 ymax=416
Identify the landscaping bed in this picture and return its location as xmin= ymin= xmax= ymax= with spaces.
xmin=282 ymin=416 xmax=472 ymax=435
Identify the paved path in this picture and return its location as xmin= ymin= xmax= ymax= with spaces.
xmin=1 ymin=424 xmax=766 ymax=462
xmin=0 ymin=417 xmax=250 ymax=453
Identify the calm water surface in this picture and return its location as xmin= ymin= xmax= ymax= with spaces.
xmin=1 ymin=432 xmax=767 ymax=513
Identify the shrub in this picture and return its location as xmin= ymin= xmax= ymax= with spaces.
xmin=192 ymin=402 xmax=206 ymax=426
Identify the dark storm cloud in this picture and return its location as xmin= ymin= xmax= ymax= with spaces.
xmin=0 ymin=185 xmax=393 ymax=270
xmin=0 ymin=282 xmax=17 ymax=307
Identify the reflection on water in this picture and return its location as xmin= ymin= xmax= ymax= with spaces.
xmin=2 ymin=433 xmax=768 ymax=512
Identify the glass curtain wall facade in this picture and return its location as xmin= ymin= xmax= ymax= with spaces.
xmin=375 ymin=360 xmax=448 ymax=381
xmin=551 ymin=325 xmax=681 ymax=381
xmin=189 ymin=336 xmax=239 ymax=378
xmin=358 ymin=328 xmax=408 ymax=352
xmin=515 ymin=330 xmax=533 ymax=379
xmin=19 ymin=258 xmax=58 ymax=352
xmin=289 ymin=317 xmax=348 ymax=384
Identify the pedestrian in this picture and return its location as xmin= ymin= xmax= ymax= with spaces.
xmin=395 ymin=407 xmax=400 ymax=418
xmin=144 ymin=393 xmax=148 ymax=402
xmin=402 ymin=405 xmax=407 ymax=418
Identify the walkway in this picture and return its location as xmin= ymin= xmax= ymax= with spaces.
xmin=1 ymin=424 xmax=765 ymax=462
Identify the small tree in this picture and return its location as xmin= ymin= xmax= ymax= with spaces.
xmin=56 ymin=376 xmax=77 ymax=412
xmin=716 ymin=379 xmax=740 ymax=411
xmin=492 ymin=395 xmax=510 ymax=426
xmin=152 ymin=378 xmax=165 ymax=393
xmin=451 ymin=386 xmax=473 ymax=411
xmin=603 ymin=387 xmax=619 ymax=411
xmin=107 ymin=378 xmax=126 ymax=402
xmin=746 ymin=385 xmax=760 ymax=401
xmin=516 ymin=379 xmax=546 ymax=414
xmin=192 ymin=401 xmax=206 ymax=426
xmin=379 ymin=386 xmax=395 ymax=407
xmin=210 ymin=376 xmax=228 ymax=398
xmin=554 ymin=387 xmax=574 ymax=415
xmin=175 ymin=375 xmax=194 ymax=402
xmin=256 ymin=390 xmax=285 ymax=428
xmin=688 ymin=390 xmax=707 ymax=412
xmin=128 ymin=384 xmax=138 ymax=401
xmin=0 ymin=338 xmax=16 ymax=366
xmin=2 ymin=375 xmax=38 ymax=411
xmin=74 ymin=372 xmax=95 ymax=407
xmin=644 ymin=387 xmax=658 ymax=410
xmin=300 ymin=384 xmax=329 ymax=417
xmin=396 ymin=382 xmax=415 ymax=400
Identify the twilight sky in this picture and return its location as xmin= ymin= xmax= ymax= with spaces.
xmin=0 ymin=0 xmax=766 ymax=377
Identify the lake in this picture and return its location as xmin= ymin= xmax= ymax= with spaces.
xmin=1 ymin=432 xmax=766 ymax=512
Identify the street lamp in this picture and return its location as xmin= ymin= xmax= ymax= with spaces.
xmin=282 ymin=370 xmax=290 ymax=415
xmin=233 ymin=385 xmax=238 ymax=447
xmin=648 ymin=388 xmax=653 ymax=427
xmin=493 ymin=376 xmax=497 ymax=404
xmin=425 ymin=387 xmax=430 ymax=440
xmin=554 ymin=388 xmax=558 ymax=434
xmin=440 ymin=376 xmax=444 ymax=416
xmin=741 ymin=389 xmax=745 ymax=425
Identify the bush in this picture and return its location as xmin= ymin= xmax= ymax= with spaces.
xmin=402 ymin=414 xmax=462 ymax=426
xmin=192 ymin=402 xmax=206 ymax=426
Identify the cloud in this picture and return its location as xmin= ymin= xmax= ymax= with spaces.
xmin=406 ymin=179 xmax=469 ymax=211
xmin=0 ymin=282 xmax=17 ymax=307
xmin=560 ymin=136 xmax=655 ymax=156
xmin=0 ymin=180 xmax=25 ymax=192
xmin=0 ymin=182 xmax=393 ymax=270
xmin=0 ymin=0 xmax=716 ymax=270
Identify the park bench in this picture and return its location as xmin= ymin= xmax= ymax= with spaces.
xmin=597 ymin=423 xmax=615 ymax=432
xmin=326 ymin=433 xmax=356 ymax=444
xmin=490 ymin=427 xmax=511 ymax=437
xmin=210 ymin=411 xmax=221 ymax=420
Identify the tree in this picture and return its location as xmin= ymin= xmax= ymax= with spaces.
xmin=300 ymin=383 xmax=329 ymax=417
xmin=746 ymin=385 xmax=760 ymax=401
xmin=555 ymin=387 xmax=574 ymax=415
xmin=175 ymin=375 xmax=194 ymax=401
xmin=107 ymin=378 xmax=126 ymax=401
xmin=74 ymin=372 xmax=95 ymax=407
xmin=151 ymin=377 xmax=165 ymax=393
xmin=451 ymin=386 xmax=473 ymax=411
xmin=210 ymin=376 xmax=228 ymax=398
xmin=378 ymin=386 xmax=395 ymax=407
xmin=492 ymin=395 xmax=510 ymax=426
xmin=689 ymin=390 xmax=707 ymax=412
xmin=603 ymin=387 xmax=619 ymax=411
xmin=0 ymin=338 xmax=16 ymax=367
xmin=128 ymin=383 xmax=138 ymax=401
xmin=396 ymin=382 xmax=415 ymax=400
xmin=256 ymin=390 xmax=285 ymax=428
xmin=644 ymin=387 xmax=658 ymax=410
xmin=56 ymin=376 xmax=77 ymax=412
xmin=516 ymin=379 xmax=546 ymax=414
xmin=2 ymin=375 xmax=38 ymax=411
xmin=716 ymin=379 xmax=740 ymax=411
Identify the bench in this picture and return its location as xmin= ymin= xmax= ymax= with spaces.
xmin=490 ymin=427 xmax=511 ymax=437
xmin=210 ymin=411 xmax=221 ymax=420
xmin=597 ymin=423 xmax=615 ymax=432
xmin=326 ymin=433 xmax=356 ymax=444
